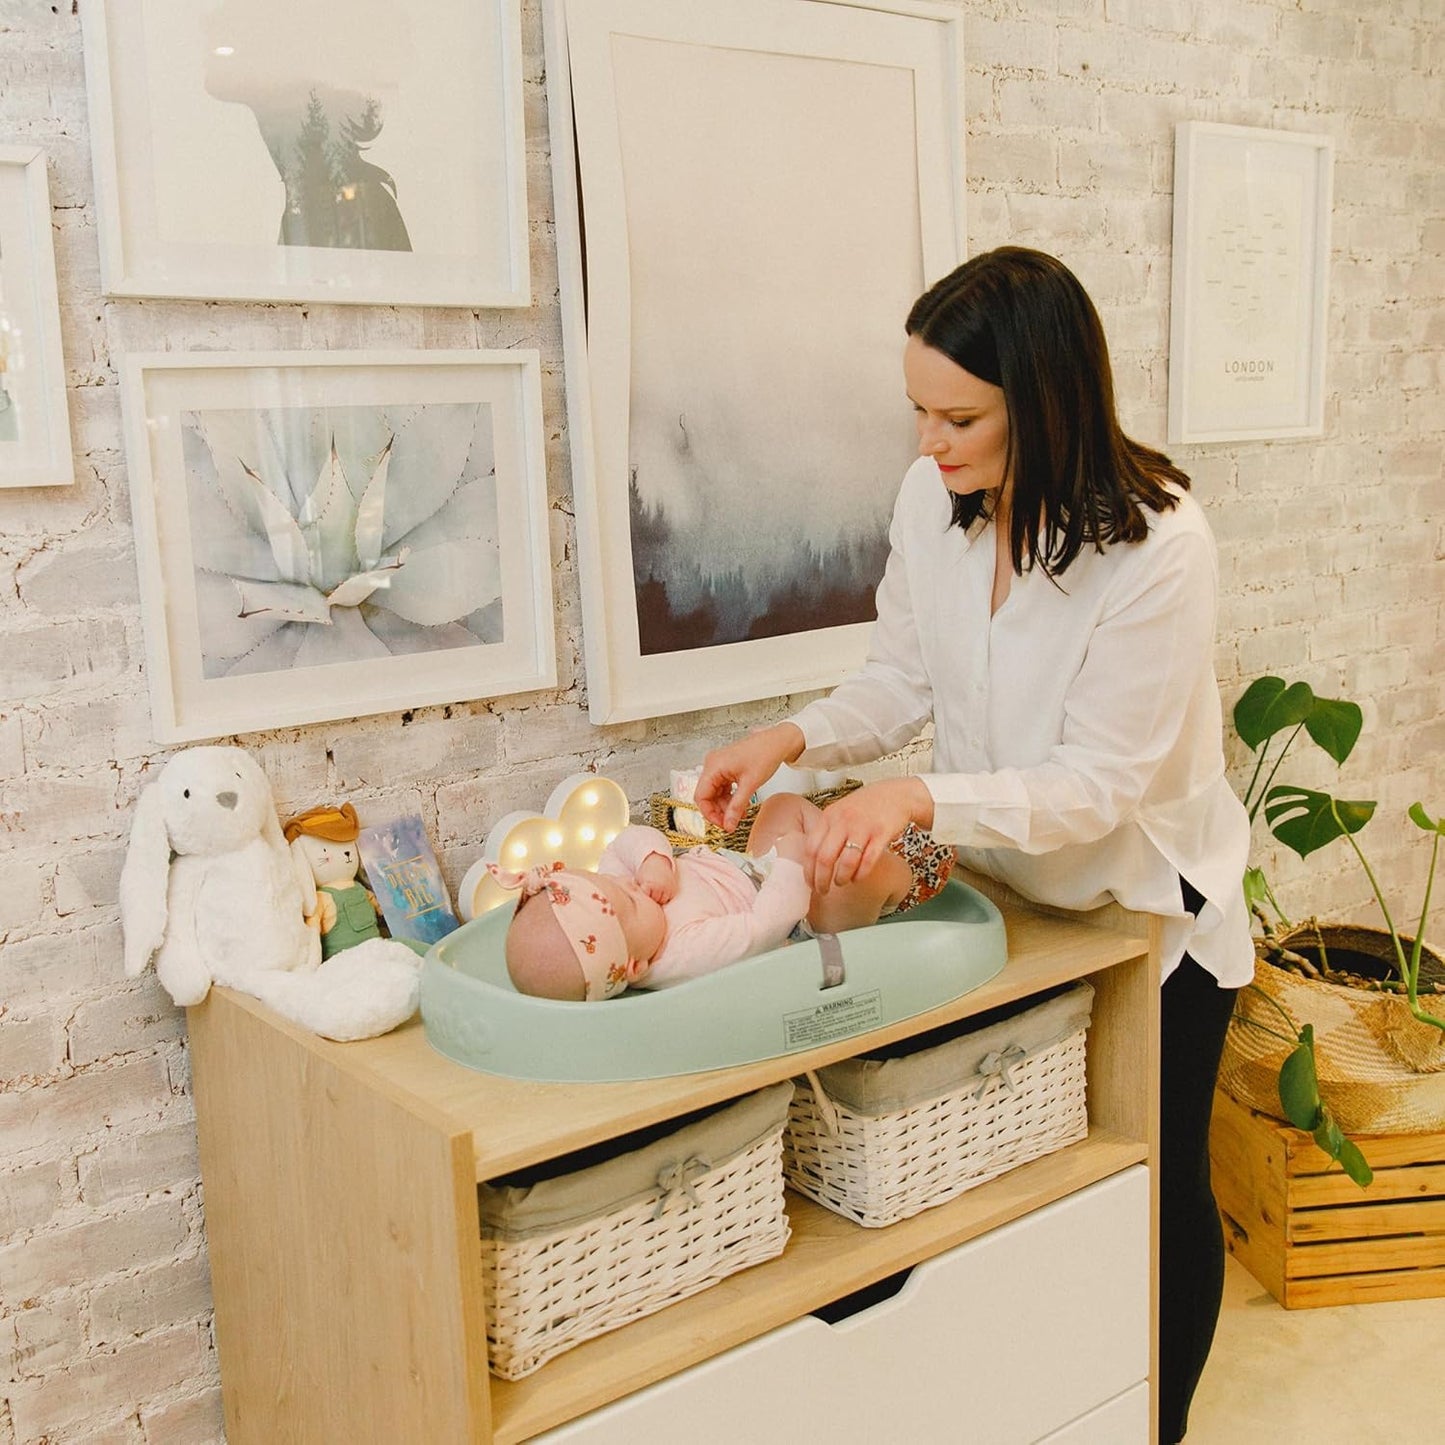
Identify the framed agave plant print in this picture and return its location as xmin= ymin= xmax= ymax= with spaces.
xmin=80 ymin=0 xmax=529 ymax=305
xmin=120 ymin=351 xmax=556 ymax=742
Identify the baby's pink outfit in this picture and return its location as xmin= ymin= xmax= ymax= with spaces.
xmin=598 ymin=825 xmax=810 ymax=989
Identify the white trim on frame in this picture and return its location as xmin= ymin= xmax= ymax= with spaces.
xmin=119 ymin=350 xmax=556 ymax=743
xmin=1168 ymin=122 xmax=1333 ymax=445
xmin=80 ymin=0 xmax=531 ymax=306
xmin=546 ymin=0 xmax=967 ymax=724
xmin=0 ymin=144 xmax=73 ymax=488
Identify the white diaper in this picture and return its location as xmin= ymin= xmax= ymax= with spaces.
xmin=716 ymin=845 xmax=777 ymax=889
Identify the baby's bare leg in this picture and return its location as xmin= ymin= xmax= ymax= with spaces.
xmin=806 ymin=849 xmax=911 ymax=934
xmin=748 ymin=793 xmax=910 ymax=934
xmin=747 ymin=792 xmax=822 ymax=854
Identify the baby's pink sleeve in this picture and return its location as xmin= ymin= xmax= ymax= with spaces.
xmin=641 ymin=858 xmax=811 ymax=987
xmin=597 ymin=824 xmax=674 ymax=880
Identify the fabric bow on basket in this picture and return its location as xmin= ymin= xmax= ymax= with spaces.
xmin=973 ymin=1043 xmax=1029 ymax=1100
xmin=652 ymin=1156 xmax=713 ymax=1219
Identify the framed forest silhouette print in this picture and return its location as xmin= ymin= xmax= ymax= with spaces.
xmin=80 ymin=0 xmax=530 ymax=306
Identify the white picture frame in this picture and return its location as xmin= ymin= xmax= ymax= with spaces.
xmin=546 ymin=0 xmax=966 ymax=724
xmin=119 ymin=350 xmax=556 ymax=743
xmin=0 ymin=145 xmax=73 ymax=488
xmin=80 ymin=0 xmax=530 ymax=307
xmin=1168 ymin=122 xmax=1333 ymax=444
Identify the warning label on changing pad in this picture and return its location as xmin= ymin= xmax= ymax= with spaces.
xmin=784 ymin=990 xmax=883 ymax=1050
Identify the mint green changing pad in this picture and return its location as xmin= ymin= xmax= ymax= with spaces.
xmin=420 ymin=877 xmax=1008 ymax=1082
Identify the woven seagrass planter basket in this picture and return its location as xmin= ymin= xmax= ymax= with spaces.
xmin=1218 ymin=924 xmax=1445 ymax=1135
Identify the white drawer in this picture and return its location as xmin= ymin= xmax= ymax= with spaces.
xmin=540 ymin=1166 xmax=1150 ymax=1444
xmin=1037 ymin=1383 xmax=1151 ymax=1442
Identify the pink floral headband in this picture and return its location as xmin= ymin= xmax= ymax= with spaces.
xmin=488 ymin=862 xmax=632 ymax=1001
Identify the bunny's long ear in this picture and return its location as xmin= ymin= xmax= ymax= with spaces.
xmin=290 ymin=837 xmax=318 ymax=916
xmin=119 ymin=782 xmax=171 ymax=977
xmin=259 ymin=789 xmax=304 ymax=910
xmin=245 ymin=756 xmax=289 ymax=864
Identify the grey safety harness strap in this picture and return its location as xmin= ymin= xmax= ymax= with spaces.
xmin=816 ymin=931 xmax=846 ymax=989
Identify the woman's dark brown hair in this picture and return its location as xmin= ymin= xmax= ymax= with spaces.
xmin=906 ymin=246 xmax=1189 ymax=577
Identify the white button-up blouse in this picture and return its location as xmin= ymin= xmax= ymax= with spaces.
xmin=790 ymin=456 xmax=1254 ymax=988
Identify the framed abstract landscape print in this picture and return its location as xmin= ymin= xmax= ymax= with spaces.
xmin=547 ymin=0 xmax=966 ymax=722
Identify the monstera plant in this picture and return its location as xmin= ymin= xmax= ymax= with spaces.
xmin=1229 ymin=676 xmax=1445 ymax=1185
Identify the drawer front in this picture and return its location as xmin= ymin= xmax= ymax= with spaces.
xmin=540 ymin=1166 xmax=1150 ymax=1444
xmin=1037 ymin=1383 xmax=1150 ymax=1442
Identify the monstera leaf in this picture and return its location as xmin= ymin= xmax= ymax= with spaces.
xmin=1263 ymin=786 xmax=1377 ymax=861
xmin=1276 ymin=1025 xmax=1373 ymax=1186
xmin=1278 ymin=1027 xmax=1322 ymax=1130
xmin=1234 ymin=676 xmax=1362 ymax=764
xmin=1410 ymin=802 xmax=1445 ymax=837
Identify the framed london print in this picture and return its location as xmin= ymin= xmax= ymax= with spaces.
xmin=547 ymin=0 xmax=966 ymax=723
xmin=1168 ymin=122 xmax=1333 ymax=444
xmin=0 ymin=145 xmax=73 ymax=488
xmin=80 ymin=0 xmax=530 ymax=306
xmin=119 ymin=351 xmax=556 ymax=743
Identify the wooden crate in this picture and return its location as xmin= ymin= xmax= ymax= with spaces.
xmin=1210 ymin=1087 xmax=1445 ymax=1308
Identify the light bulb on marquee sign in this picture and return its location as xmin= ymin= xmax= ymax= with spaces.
xmin=457 ymin=773 xmax=631 ymax=920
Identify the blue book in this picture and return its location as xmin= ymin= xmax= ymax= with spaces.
xmin=358 ymin=814 xmax=460 ymax=947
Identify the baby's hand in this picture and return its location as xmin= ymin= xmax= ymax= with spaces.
xmin=636 ymin=851 xmax=678 ymax=904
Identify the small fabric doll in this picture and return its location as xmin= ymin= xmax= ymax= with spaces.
xmin=284 ymin=803 xmax=426 ymax=959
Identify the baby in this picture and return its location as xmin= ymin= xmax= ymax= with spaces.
xmin=494 ymin=793 xmax=955 ymax=1002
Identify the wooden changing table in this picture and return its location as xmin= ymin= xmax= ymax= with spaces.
xmin=187 ymin=877 xmax=1160 ymax=1443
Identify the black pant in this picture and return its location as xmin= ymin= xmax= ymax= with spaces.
xmin=1158 ymin=878 xmax=1240 ymax=1442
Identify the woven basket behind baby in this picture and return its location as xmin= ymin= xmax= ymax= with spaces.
xmin=648 ymin=780 xmax=862 ymax=853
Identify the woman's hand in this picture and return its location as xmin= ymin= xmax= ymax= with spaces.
xmin=809 ymin=777 xmax=935 ymax=895
xmin=695 ymin=723 xmax=805 ymax=831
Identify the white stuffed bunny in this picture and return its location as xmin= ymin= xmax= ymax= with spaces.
xmin=119 ymin=746 xmax=421 ymax=1041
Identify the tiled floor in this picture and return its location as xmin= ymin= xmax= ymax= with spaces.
xmin=1186 ymin=1255 xmax=1444 ymax=1442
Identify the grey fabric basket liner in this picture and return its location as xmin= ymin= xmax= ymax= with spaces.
xmin=480 ymin=1079 xmax=793 ymax=1240
xmin=809 ymin=981 xmax=1095 ymax=1116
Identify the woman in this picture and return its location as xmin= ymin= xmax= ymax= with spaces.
xmin=695 ymin=247 xmax=1253 ymax=1444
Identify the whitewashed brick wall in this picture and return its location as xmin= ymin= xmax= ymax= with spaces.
xmin=2 ymin=0 xmax=1442 ymax=1438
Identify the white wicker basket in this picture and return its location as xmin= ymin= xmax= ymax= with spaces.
xmin=785 ymin=984 xmax=1093 ymax=1228
xmin=480 ymin=1082 xmax=792 ymax=1380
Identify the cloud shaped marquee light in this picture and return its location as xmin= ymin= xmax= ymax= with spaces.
xmin=457 ymin=773 xmax=631 ymax=921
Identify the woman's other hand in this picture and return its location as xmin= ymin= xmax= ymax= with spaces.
xmin=696 ymin=723 xmax=805 ymax=831
xmin=810 ymin=777 xmax=935 ymax=894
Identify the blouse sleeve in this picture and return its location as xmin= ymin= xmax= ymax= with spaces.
xmin=924 ymin=526 xmax=1220 ymax=853
xmin=788 ymin=471 xmax=936 ymax=767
